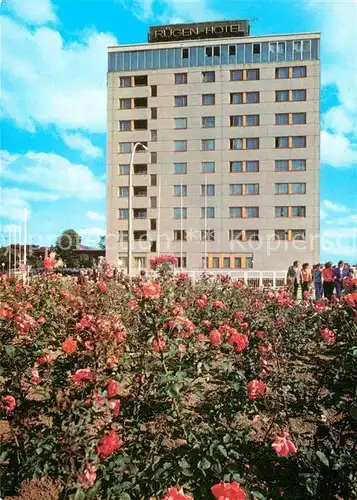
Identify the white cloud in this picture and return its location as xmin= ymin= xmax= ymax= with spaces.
xmin=1 ymin=150 xmax=105 ymax=201
xmin=321 ymin=200 xmax=349 ymax=214
xmin=322 ymin=106 xmax=355 ymax=136
xmin=321 ymin=227 xmax=357 ymax=259
xmin=1 ymin=16 xmax=117 ymax=133
xmin=87 ymin=211 xmax=106 ymax=221
xmin=61 ymin=132 xmax=103 ymax=158
xmin=79 ymin=227 xmax=105 ymax=237
xmin=5 ymin=0 xmax=57 ymax=25
xmin=320 ymin=130 xmax=357 ymax=168
xmin=121 ymin=0 xmax=219 ymax=23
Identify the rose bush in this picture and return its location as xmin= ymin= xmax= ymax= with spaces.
xmin=0 ymin=271 xmax=356 ymax=499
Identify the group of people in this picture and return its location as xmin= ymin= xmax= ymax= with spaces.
xmin=287 ymin=260 xmax=355 ymax=300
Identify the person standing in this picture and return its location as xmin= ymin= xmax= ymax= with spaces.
xmin=312 ymin=264 xmax=323 ymax=299
xmin=287 ymin=260 xmax=302 ymax=299
xmin=334 ymin=260 xmax=345 ymax=298
xmin=301 ymin=263 xmax=312 ymax=296
xmin=322 ymin=262 xmax=335 ymax=299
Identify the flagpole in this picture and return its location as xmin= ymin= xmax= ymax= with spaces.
xmin=157 ymin=174 xmax=161 ymax=256
xmin=8 ymin=231 xmax=11 ymax=277
xmin=24 ymin=208 xmax=28 ymax=278
xmin=13 ymin=225 xmax=17 ymax=274
xmin=180 ymin=174 xmax=183 ymax=271
xmin=204 ymin=174 xmax=207 ymax=270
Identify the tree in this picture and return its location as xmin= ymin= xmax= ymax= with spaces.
xmin=55 ymin=229 xmax=81 ymax=268
xmin=98 ymin=235 xmax=105 ymax=250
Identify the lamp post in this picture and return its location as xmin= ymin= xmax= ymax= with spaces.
xmin=128 ymin=142 xmax=148 ymax=276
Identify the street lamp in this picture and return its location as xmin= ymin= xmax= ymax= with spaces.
xmin=128 ymin=142 xmax=148 ymax=276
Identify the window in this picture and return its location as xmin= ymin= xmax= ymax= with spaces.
xmin=234 ymin=257 xmax=242 ymax=268
xmin=175 ymin=73 xmax=187 ymax=84
xmin=150 ymin=219 xmax=157 ymax=230
xmin=118 ymin=230 xmax=128 ymax=241
xmin=202 ymin=116 xmax=215 ymax=128
xmin=291 ymin=183 xmax=306 ymax=194
xmin=151 ymin=241 xmax=157 ymax=252
xmin=214 ymin=46 xmax=220 ymax=56
xmin=292 ymin=136 xmax=306 ymax=148
xmin=202 ymin=71 xmax=215 ymax=82
xmin=174 ymin=230 xmax=187 ymax=241
xmin=230 ymin=138 xmax=243 ymax=150
xmin=291 ymin=230 xmax=306 ymax=240
xmin=202 ymin=94 xmax=215 ymax=105
xmin=292 ymin=66 xmax=306 ymax=78
xmin=276 ymin=90 xmax=289 ymax=102
xmin=246 ymin=138 xmax=259 ymax=149
xmin=246 ymin=92 xmax=259 ymax=103
xmin=202 ymin=161 xmax=215 ymax=173
xmin=247 ymin=69 xmax=260 ymax=80
xmin=174 ymin=185 xmax=187 ymax=196
xmin=134 ymin=75 xmax=148 ymax=86
xmin=151 ymin=108 xmax=157 ymax=119
xmin=118 ymin=256 xmax=128 ymax=268
xmin=229 ymin=230 xmax=243 ymax=241
xmin=275 ymin=67 xmax=289 ymax=79
xmin=230 ymin=184 xmax=243 ymax=195
xmin=119 ymin=142 xmax=131 ymax=153
xmin=133 ymin=209 xmax=147 ymax=219
xmin=133 ymin=97 xmax=148 ymax=108
xmin=174 ymin=162 xmax=187 ymax=174
xmin=291 ymin=206 xmax=306 ymax=217
xmin=230 ymin=207 xmax=242 ymax=218
xmin=151 ymin=174 xmax=157 ymax=186
xmin=134 ymin=230 xmax=147 ymax=241
xmin=201 ymin=184 xmax=215 ymax=196
xmin=231 ymin=93 xmax=243 ymax=104
xmin=182 ymin=48 xmax=189 ymax=59
xmin=174 ymin=140 xmax=187 ymax=152
xmin=151 ymin=152 xmax=157 ymax=164
xmin=230 ymin=161 xmax=243 ymax=173
xmin=175 ymin=95 xmax=187 ymax=107
xmin=246 ymin=184 xmax=259 ymax=195
xmin=246 ymin=207 xmax=259 ymax=218
xmin=134 ymin=164 xmax=147 ymax=175
xmin=134 ymin=256 xmax=147 ymax=268
xmin=120 ymin=98 xmax=131 ymax=109
xmin=292 ymin=113 xmax=306 ymax=124
xmin=246 ymin=115 xmax=259 ymax=126
xmin=229 ymin=45 xmax=236 ymax=56
xmin=134 ymin=119 xmax=148 ymax=130
xmin=174 ymin=207 xmax=187 ymax=219
xmin=151 ymin=85 xmax=157 ymax=97
xmin=176 ymin=256 xmax=187 ymax=268
xmin=231 ymin=70 xmax=243 ymax=81
xmin=230 ymin=115 xmax=243 ymax=127
xmin=202 ymin=139 xmax=215 ymax=151
xmin=201 ymin=230 xmax=215 ymax=241
xmin=292 ymin=89 xmax=306 ymax=101
xmin=275 ymin=230 xmax=288 ymax=241
xmin=246 ymin=161 xmax=259 ymax=172
xmin=275 ymin=137 xmax=289 ymax=148
xmin=276 ymin=113 xmax=289 ymax=125
xmin=212 ymin=256 xmax=220 ymax=268
xmin=133 ymin=186 xmax=147 ymax=197
xmin=291 ymin=159 xmax=306 ymax=171
xmin=275 ymin=160 xmax=289 ymax=171
xmin=246 ymin=230 xmax=259 ymax=241
xmin=206 ymin=47 xmax=212 ymax=57
xmin=175 ymin=118 xmax=187 ymax=129
xmin=119 ymin=186 xmax=129 ymax=197
xmin=275 ymin=183 xmax=289 ymax=194
xmin=119 ymin=164 xmax=129 ymax=175
xmin=151 ymin=130 xmax=157 ymax=141
xmin=119 ymin=209 xmax=129 ymax=219
xmin=223 ymin=257 xmax=231 ymax=268
xmin=275 ymin=206 xmax=288 ymax=217
xmin=119 ymin=120 xmax=131 ymax=131
xmin=201 ymin=207 xmax=215 ymax=218
xmin=120 ymin=76 xmax=131 ymax=87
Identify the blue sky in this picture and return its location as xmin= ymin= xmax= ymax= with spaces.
xmin=0 ymin=0 xmax=356 ymax=262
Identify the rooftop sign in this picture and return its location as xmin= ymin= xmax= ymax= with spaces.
xmin=148 ymin=20 xmax=250 ymax=43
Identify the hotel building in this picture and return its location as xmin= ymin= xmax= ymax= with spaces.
xmin=106 ymin=21 xmax=320 ymax=271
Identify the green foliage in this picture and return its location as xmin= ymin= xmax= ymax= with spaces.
xmin=55 ymin=229 xmax=81 ymax=267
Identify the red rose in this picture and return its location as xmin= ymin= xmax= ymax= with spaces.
xmin=107 ymin=380 xmax=120 ymax=398
xmin=256 ymin=330 xmax=265 ymax=339
xmin=37 ymin=316 xmax=46 ymax=324
xmin=62 ymin=338 xmax=77 ymax=354
xmin=201 ymin=320 xmax=211 ymax=328
xmin=196 ymin=333 xmax=205 ymax=342
xmin=209 ymin=329 xmax=221 ymax=345
xmin=128 ymin=299 xmax=139 ymax=311
xmin=162 ymin=487 xmax=193 ymax=500
xmin=72 ymin=368 xmax=93 ymax=385
xmin=37 ymin=353 xmax=54 ymax=365
xmin=97 ymin=429 xmax=121 ymax=459
xmin=137 ymin=280 xmax=162 ymax=299
xmin=233 ymin=312 xmax=245 ymax=321
xmin=247 ymin=379 xmax=266 ymax=400
xmin=320 ymin=328 xmax=336 ymax=344
xmin=30 ymin=367 xmax=40 ymax=385
xmin=272 ymin=434 xmax=297 ymax=457
xmin=195 ymin=295 xmax=208 ymax=308
xmin=98 ymin=281 xmax=108 ymax=293
xmin=212 ymin=300 xmax=225 ymax=308
xmin=106 ymin=355 xmax=119 ymax=368
xmin=0 ymin=395 xmax=16 ymax=413
xmin=152 ymin=338 xmax=166 ymax=352
xmin=228 ymin=333 xmax=249 ymax=352
xmin=211 ymin=481 xmax=247 ymax=499
xmin=108 ymin=399 xmax=121 ymax=416
xmin=78 ymin=463 xmax=96 ymax=490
